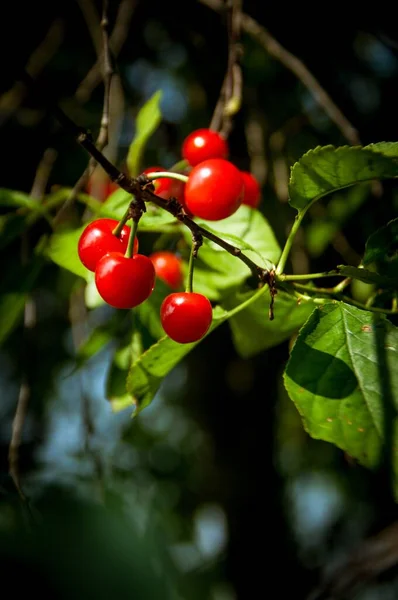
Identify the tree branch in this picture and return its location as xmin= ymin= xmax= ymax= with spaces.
xmin=210 ymin=0 xmax=243 ymax=136
xmin=200 ymin=0 xmax=360 ymax=146
xmin=75 ymin=0 xmax=137 ymax=103
xmin=9 ymin=147 xmax=57 ymax=506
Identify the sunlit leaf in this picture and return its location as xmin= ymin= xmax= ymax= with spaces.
xmin=44 ymin=226 xmax=89 ymax=280
xmin=182 ymin=205 xmax=280 ymax=289
xmin=284 ymin=303 xmax=398 ymax=473
xmin=123 ymin=281 xmax=279 ymax=413
xmin=123 ymin=307 xmax=228 ymax=413
xmin=289 ymin=143 xmax=398 ymax=211
xmin=127 ymin=91 xmax=163 ymax=176
xmin=100 ymin=190 xmax=177 ymax=230
xmin=223 ymin=288 xmax=315 ymax=357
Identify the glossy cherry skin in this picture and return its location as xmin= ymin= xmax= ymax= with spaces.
xmin=143 ymin=166 xmax=185 ymax=202
xmin=149 ymin=251 xmax=184 ymax=290
xmin=241 ymin=171 xmax=261 ymax=208
xmin=78 ymin=218 xmax=138 ymax=272
xmin=160 ymin=292 xmax=212 ymax=343
xmin=184 ymin=158 xmax=244 ymax=221
xmin=95 ymin=252 xmax=155 ymax=309
xmin=182 ymin=129 xmax=228 ymax=166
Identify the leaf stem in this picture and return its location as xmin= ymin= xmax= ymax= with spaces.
xmin=275 ymin=208 xmax=308 ymax=275
xmin=278 ymin=270 xmax=341 ymax=282
xmin=125 ymin=218 xmax=138 ymax=258
xmin=112 ymin=207 xmax=131 ymax=236
xmin=333 ymin=277 xmax=352 ymax=293
xmin=292 ymin=282 xmax=398 ymax=315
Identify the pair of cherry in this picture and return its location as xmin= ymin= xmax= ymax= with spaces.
xmin=78 ymin=219 xmax=212 ymax=344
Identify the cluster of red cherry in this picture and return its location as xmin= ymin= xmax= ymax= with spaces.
xmin=79 ymin=129 xmax=261 ymax=343
xmin=145 ymin=128 xmax=261 ymax=218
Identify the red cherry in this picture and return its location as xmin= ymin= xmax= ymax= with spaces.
xmin=78 ymin=218 xmax=138 ymax=272
xmin=150 ymin=252 xmax=184 ymax=290
xmin=160 ymin=292 xmax=212 ymax=343
xmin=142 ymin=166 xmax=185 ymax=202
xmin=241 ymin=172 xmax=261 ymax=208
xmin=182 ymin=129 xmax=228 ymax=166
xmin=184 ymin=159 xmax=243 ymax=221
xmin=95 ymin=253 xmax=155 ymax=309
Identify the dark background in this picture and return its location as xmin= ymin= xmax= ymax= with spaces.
xmin=0 ymin=1 xmax=398 ymax=598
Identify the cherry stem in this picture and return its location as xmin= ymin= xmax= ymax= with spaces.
xmin=145 ymin=171 xmax=188 ymax=184
xmin=186 ymin=234 xmax=203 ymax=293
xmin=186 ymin=243 xmax=195 ymax=294
xmin=125 ymin=218 xmax=139 ymax=258
xmin=169 ymin=159 xmax=190 ymax=172
xmin=112 ymin=207 xmax=131 ymax=237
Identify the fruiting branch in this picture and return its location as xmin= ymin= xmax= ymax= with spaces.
xmin=19 ymin=71 xmax=398 ymax=318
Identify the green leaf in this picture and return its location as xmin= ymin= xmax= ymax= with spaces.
xmin=122 ymin=280 xmax=286 ymax=413
xmin=289 ymin=143 xmax=398 ymax=211
xmin=100 ymin=191 xmax=177 ymax=230
xmin=183 ymin=205 xmax=280 ymax=289
xmin=44 ymin=226 xmax=89 ymax=280
xmin=222 ymin=289 xmax=316 ymax=358
xmin=363 ymin=218 xmax=398 ymax=281
xmin=127 ymin=91 xmax=163 ymax=176
xmin=337 ymin=265 xmax=397 ymax=289
xmin=284 ymin=302 xmax=398 ymax=470
xmin=0 ymin=188 xmax=39 ymax=209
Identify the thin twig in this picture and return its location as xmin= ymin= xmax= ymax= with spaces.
xmin=210 ymin=0 xmax=243 ymax=136
xmin=307 ymin=521 xmax=398 ymax=600
xmin=292 ymin=282 xmax=398 ymax=316
xmin=8 ymin=148 xmax=57 ymax=504
xmin=54 ymin=0 xmax=115 ymax=225
xmin=75 ymin=0 xmax=136 ymax=103
xmin=200 ymin=0 xmax=360 ymax=146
